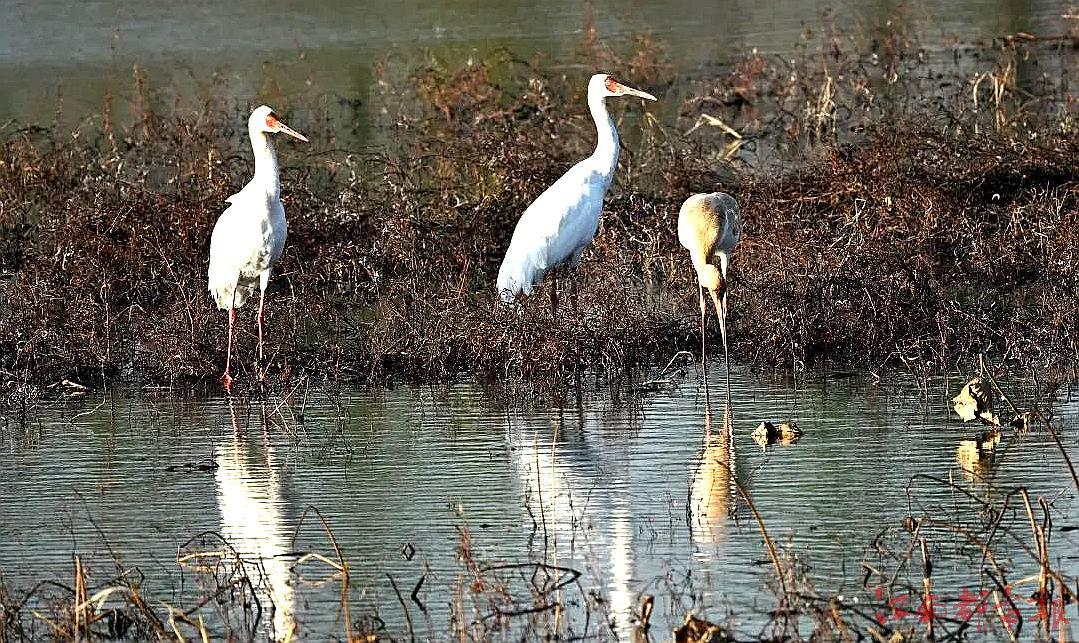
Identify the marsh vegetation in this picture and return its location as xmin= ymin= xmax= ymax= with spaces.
xmin=1 ymin=10 xmax=1076 ymax=408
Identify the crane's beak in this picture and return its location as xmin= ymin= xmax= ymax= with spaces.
xmin=614 ymin=82 xmax=657 ymax=101
xmin=277 ymin=121 xmax=309 ymax=142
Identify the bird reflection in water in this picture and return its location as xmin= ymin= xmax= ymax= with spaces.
xmin=955 ymin=428 xmax=1002 ymax=483
xmin=508 ymin=413 xmax=638 ymax=638
xmin=689 ymin=410 xmax=739 ymax=545
xmin=214 ymin=398 xmax=296 ymax=640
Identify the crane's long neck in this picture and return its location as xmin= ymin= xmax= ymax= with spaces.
xmin=588 ymin=91 xmax=620 ymax=178
xmin=691 ymin=249 xmax=722 ymax=291
xmin=249 ymin=126 xmax=280 ymax=199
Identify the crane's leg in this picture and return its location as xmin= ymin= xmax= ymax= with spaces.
xmin=221 ymin=288 xmax=237 ymax=394
xmin=708 ymin=287 xmax=731 ymax=432
xmin=567 ymin=251 xmax=584 ymax=315
xmin=699 ymin=286 xmax=710 ymax=409
xmin=257 ymin=273 xmax=269 ymax=381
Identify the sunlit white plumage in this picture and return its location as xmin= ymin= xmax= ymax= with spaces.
xmin=208 ymin=105 xmax=307 ymax=392
xmin=678 ymin=192 xmax=742 ymax=418
xmin=496 ymin=73 xmax=656 ymax=303
xmin=216 ymin=427 xmax=295 ymax=639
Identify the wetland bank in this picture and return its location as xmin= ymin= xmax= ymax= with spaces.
xmin=0 ymin=6 xmax=1077 ymax=400
xmin=1 ymin=2 xmax=1079 ymax=641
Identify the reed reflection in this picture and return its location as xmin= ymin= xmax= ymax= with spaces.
xmin=214 ymin=399 xmax=296 ymax=640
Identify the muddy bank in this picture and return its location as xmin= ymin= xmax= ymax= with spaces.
xmin=1 ymin=18 xmax=1077 ymax=403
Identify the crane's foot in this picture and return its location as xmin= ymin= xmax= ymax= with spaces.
xmin=220 ymin=371 xmax=234 ymax=394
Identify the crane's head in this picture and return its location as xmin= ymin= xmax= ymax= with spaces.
xmin=590 ymin=73 xmax=657 ymax=101
xmin=696 ymin=264 xmax=724 ymax=295
xmin=249 ymin=105 xmax=309 ymax=142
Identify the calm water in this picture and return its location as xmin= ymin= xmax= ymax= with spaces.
xmin=0 ymin=0 xmax=1069 ymax=128
xmin=1 ymin=369 xmax=1077 ymax=639
xmin=2 ymin=2 xmax=1077 ymax=639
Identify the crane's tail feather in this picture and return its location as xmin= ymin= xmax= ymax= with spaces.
xmin=212 ymin=282 xmax=255 ymax=310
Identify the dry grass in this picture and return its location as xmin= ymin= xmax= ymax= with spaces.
xmin=0 ymin=14 xmax=1077 ymax=408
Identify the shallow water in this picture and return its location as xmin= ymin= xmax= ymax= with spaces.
xmin=1 ymin=369 xmax=1077 ymax=639
xmin=0 ymin=0 xmax=1068 ymax=130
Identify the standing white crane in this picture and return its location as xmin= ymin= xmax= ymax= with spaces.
xmin=208 ymin=105 xmax=307 ymax=392
xmin=496 ymin=73 xmax=656 ymax=306
xmin=678 ymin=192 xmax=742 ymax=417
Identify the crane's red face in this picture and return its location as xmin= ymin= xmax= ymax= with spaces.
xmin=264 ymin=111 xmax=309 ymax=142
xmin=602 ymin=75 xmax=657 ymax=101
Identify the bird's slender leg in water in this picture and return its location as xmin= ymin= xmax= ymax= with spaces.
xmin=708 ymin=288 xmax=731 ymax=431
xmin=259 ymin=398 xmax=271 ymax=442
xmin=221 ymin=288 xmax=237 ymax=394
xmin=699 ymin=286 xmax=711 ymax=409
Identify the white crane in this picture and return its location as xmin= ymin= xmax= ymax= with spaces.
xmin=678 ymin=192 xmax=742 ymax=418
xmin=208 ymin=105 xmax=307 ymax=392
xmin=496 ymin=73 xmax=656 ymax=306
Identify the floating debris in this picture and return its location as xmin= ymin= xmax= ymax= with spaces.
xmin=58 ymin=378 xmax=90 ymax=398
xmin=674 ymin=613 xmax=728 ymax=643
xmin=60 ymin=379 xmax=89 ymax=391
xmin=633 ymin=594 xmax=655 ymax=640
xmin=751 ymin=421 xmax=802 ymax=448
xmin=951 ymin=378 xmax=998 ymax=425
xmin=165 ymin=460 xmax=220 ymax=473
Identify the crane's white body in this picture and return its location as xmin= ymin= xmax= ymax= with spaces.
xmin=495 ymin=153 xmax=614 ymax=301
xmin=496 ymin=74 xmax=655 ymax=302
xmin=677 ymin=192 xmax=741 ymax=288
xmin=207 ymin=105 xmax=306 ymax=391
xmin=678 ymin=192 xmax=741 ymax=424
xmin=208 ymin=187 xmax=287 ymax=310
xmin=208 ymin=107 xmax=289 ymax=311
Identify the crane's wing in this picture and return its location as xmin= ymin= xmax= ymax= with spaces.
xmin=207 ymin=202 xmax=265 ymax=310
xmin=712 ymin=192 xmax=742 ymax=253
xmin=496 ymin=162 xmax=608 ymax=301
xmin=208 ymin=204 xmax=242 ymax=309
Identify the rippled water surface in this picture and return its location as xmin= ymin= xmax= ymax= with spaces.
xmin=2 ymin=369 xmax=1077 ymax=638
xmin=2 ymin=1 xmax=1078 ymax=639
